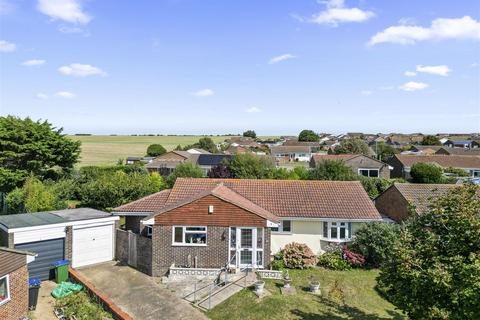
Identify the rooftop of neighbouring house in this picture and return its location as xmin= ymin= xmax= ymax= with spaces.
xmin=390 ymin=183 xmax=458 ymax=213
xmin=392 ymin=154 xmax=480 ymax=168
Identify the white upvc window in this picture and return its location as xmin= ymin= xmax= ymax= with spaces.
xmin=271 ymin=220 xmax=292 ymax=233
xmin=358 ymin=168 xmax=379 ymax=177
xmin=0 ymin=275 xmax=10 ymax=306
xmin=172 ymin=226 xmax=207 ymax=246
xmin=322 ymin=221 xmax=352 ymax=241
xmin=146 ymin=226 xmax=153 ymax=237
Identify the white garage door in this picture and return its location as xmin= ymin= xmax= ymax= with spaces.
xmin=72 ymin=224 xmax=114 ymax=268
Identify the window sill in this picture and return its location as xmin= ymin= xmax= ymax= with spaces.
xmin=0 ymin=298 xmax=11 ymax=307
xmin=271 ymin=231 xmax=292 ymax=235
xmin=172 ymin=243 xmax=207 ymax=247
xmin=320 ymin=238 xmax=352 ymax=243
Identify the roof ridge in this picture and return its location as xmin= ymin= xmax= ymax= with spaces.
xmin=176 ymin=177 xmax=362 ymax=184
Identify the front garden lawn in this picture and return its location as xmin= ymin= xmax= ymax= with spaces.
xmin=207 ymin=268 xmax=406 ymax=320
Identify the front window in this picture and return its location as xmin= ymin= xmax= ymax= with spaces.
xmin=0 ymin=275 xmax=10 ymax=306
xmin=472 ymin=170 xmax=480 ymax=178
xmin=172 ymin=226 xmax=207 ymax=245
xmin=271 ymin=220 xmax=292 ymax=233
xmin=358 ymin=169 xmax=379 ymax=177
xmin=322 ymin=222 xmax=352 ymax=241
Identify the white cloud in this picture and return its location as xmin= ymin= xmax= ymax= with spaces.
xmin=369 ymin=16 xmax=480 ymax=45
xmin=416 ymin=65 xmax=451 ymax=76
xmin=269 ymin=54 xmax=296 ymax=64
xmin=310 ymin=0 xmax=375 ymax=26
xmin=404 ymin=71 xmax=417 ymax=77
xmin=0 ymin=40 xmax=16 ymax=52
xmin=37 ymin=0 xmax=91 ymax=25
xmin=399 ymin=81 xmax=429 ymax=92
xmin=360 ymin=90 xmax=372 ymax=96
xmin=22 ymin=59 xmax=46 ymax=66
xmin=55 ymin=91 xmax=76 ymax=98
xmin=36 ymin=93 xmax=49 ymax=99
xmin=246 ymin=107 xmax=262 ymax=113
xmin=471 ymin=62 xmax=479 ymax=67
xmin=58 ymin=63 xmax=106 ymax=77
xmin=192 ymin=89 xmax=214 ymax=97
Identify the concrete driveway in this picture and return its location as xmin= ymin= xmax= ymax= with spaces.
xmin=76 ymin=262 xmax=207 ymax=320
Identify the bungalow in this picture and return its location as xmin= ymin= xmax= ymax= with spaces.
xmin=270 ymin=146 xmax=312 ymax=162
xmin=146 ymin=151 xmax=230 ymax=175
xmin=375 ymin=183 xmax=456 ymax=222
xmin=443 ymin=139 xmax=479 ymax=149
xmin=435 ymin=147 xmax=480 ymax=156
xmin=406 ymin=145 xmax=444 ymax=155
xmin=310 ymin=154 xmax=391 ymax=178
xmin=387 ymin=154 xmax=480 ymax=179
xmin=0 ymin=248 xmax=36 ymax=320
xmin=112 ymin=178 xmax=381 ymax=276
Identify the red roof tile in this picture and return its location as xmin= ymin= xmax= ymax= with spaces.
xmin=113 ymin=189 xmax=171 ymax=213
xmin=393 ymin=154 xmax=480 ymax=169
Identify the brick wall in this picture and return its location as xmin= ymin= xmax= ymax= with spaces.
xmin=115 ymin=229 xmax=152 ymax=276
xmin=115 ymin=229 xmax=129 ymax=264
xmin=124 ymin=216 xmax=143 ymax=234
xmin=65 ymin=226 xmax=73 ymax=261
xmin=387 ymin=156 xmax=406 ymax=178
xmin=346 ymin=156 xmax=391 ymax=178
xmin=374 ymin=186 xmax=410 ymax=222
xmin=0 ymin=265 xmax=28 ymax=320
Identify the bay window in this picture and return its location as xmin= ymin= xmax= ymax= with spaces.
xmin=172 ymin=226 xmax=207 ymax=245
xmin=322 ymin=222 xmax=352 ymax=241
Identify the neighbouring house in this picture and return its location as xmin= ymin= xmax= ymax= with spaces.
xmin=405 ymin=145 xmax=444 ymax=155
xmin=126 ymin=156 xmax=155 ymax=165
xmin=443 ymin=139 xmax=480 ymax=149
xmin=310 ymin=154 xmax=392 ymax=178
xmin=0 ymin=248 xmax=36 ymax=320
xmin=386 ymin=133 xmax=424 ymax=146
xmin=387 ymin=154 xmax=480 ymax=179
xmin=375 ymin=183 xmax=456 ymax=222
xmin=195 ymin=154 xmax=232 ymax=174
xmin=436 ymin=147 xmax=480 ymax=156
xmin=223 ymin=145 xmax=250 ymax=155
xmin=146 ymin=151 xmax=231 ymax=175
xmin=224 ymin=136 xmax=259 ymax=148
xmin=270 ymin=146 xmax=312 ymax=162
xmin=0 ymin=209 xmax=119 ymax=280
xmin=112 ymin=178 xmax=381 ymax=276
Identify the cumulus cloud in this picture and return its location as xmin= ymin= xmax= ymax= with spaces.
xmin=55 ymin=91 xmax=76 ymax=98
xmin=22 ymin=59 xmax=46 ymax=66
xmin=369 ymin=16 xmax=480 ymax=45
xmin=36 ymin=93 xmax=49 ymax=99
xmin=269 ymin=54 xmax=296 ymax=64
xmin=399 ymin=81 xmax=429 ymax=91
xmin=404 ymin=71 xmax=417 ymax=77
xmin=416 ymin=65 xmax=451 ymax=76
xmin=246 ymin=107 xmax=262 ymax=113
xmin=58 ymin=63 xmax=106 ymax=77
xmin=37 ymin=0 xmax=91 ymax=24
xmin=310 ymin=0 xmax=375 ymax=27
xmin=0 ymin=40 xmax=16 ymax=52
xmin=192 ymin=89 xmax=214 ymax=97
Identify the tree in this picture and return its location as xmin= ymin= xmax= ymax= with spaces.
xmin=166 ymin=163 xmax=204 ymax=188
xmin=196 ymin=137 xmax=218 ymax=153
xmin=146 ymin=144 xmax=166 ymax=157
xmin=0 ymin=116 xmax=81 ymax=192
xmin=352 ymin=222 xmax=400 ymax=267
xmin=334 ymin=138 xmax=370 ymax=156
xmin=225 ymin=153 xmax=275 ymax=179
xmin=421 ymin=135 xmax=441 ymax=146
xmin=308 ymin=160 xmax=357 ymax=181
xmin=207 ymin=163 xmax=232 ymax=178
xmin=378 ymin=184 xmax=480 ymax=319
xmin=410 ymin=162 xmax=443 ymax=183
xmin=375 ymin=142 xmax=399 ymax=161
xmin=242 ymin=130 xmax=256 ymax=139
xmin=298 ymin=130 xmax=319 ymax=142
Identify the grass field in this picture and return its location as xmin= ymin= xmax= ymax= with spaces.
xmin=207 ymin=268 xmax=405 ymax=320
xmin=69 ymin=135 xmax=232 ymax=167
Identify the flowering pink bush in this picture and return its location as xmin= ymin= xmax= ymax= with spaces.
xmin=342 ymin=246 xmax=365 ymax=267
xmin=282 ymin=242 xmax=318 ymax=269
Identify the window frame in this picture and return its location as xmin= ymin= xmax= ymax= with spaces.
xmin=358 ymin=168 xmax=380 ymax=178
xmin=322 ymin=221 xmax=352 ymax=242
xmin=146 ymin=226 xmax=153 ymax=237
xmin=271 ymin=220 xmax=292 ymax=234
xmin=172 ymin=226 xmax=208 ymax=246
xmin=0 ymin=274 xmax=11 ymax=307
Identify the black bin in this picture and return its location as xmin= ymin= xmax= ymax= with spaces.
xmin=28 ymin=278 xmax=41 ymax=310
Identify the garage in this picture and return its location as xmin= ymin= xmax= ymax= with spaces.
xmin=0 ymin=208 xmax=119 ymax=280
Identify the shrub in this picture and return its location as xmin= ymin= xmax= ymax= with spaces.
xmin=410 ymin=162 xmax=443 ymax=183
xmin=281 ymin=242 xmax=318 ymax=269
xmin=352 ymin=222 xmax=400 ymax=267
xmin=317 ymin=250 xmax=351 ymax=271
xmin=165 ymin=163 xmax=204 ymax=188
xmin=146 ymin=144 xmax=167 ymax=157
xmin=308 ymin=160 xmax=357 ymax=181
xmin=342 ymin=246 xmax=365 ymax=267
xmin=56 ymin=291 xmax=113 ymax=320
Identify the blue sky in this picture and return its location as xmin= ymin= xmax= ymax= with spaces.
xmin=0 ymin=0 xmax=479 ymax=135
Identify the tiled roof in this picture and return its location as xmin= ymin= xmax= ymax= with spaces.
xmin=270 ymin=146 xmax=311 ymax=153
xmin=393 ymin=154 xmax=480 ymax=169
xmin=436 ymin=147 xmax=480 ymax=156
xmin=393 ymin=183 xmax=457 ymax=213
xmin=113 ymin=189 xmax=171 ymax=213
xmin=311 ymin=154 xmax=358 ymax=161
xmin=165 ymin=178 xmax=381 ymax=220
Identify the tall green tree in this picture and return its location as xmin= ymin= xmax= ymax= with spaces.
xmin=242 ymin=130 xmax=257 ymax=139
xmin=146 ymin=144 xmax=166 ymax=157
xmin=0 ymin=116 xmax=81 ymax=192
xmin=374 ymin=142 xmax=399 ymax=161
xmin=226 ymin=153 xmax=275 ymax=179
xmin=379 ymin=184 xmax=480 ymax=319
xmin=334 ymin=138 xmax=370 ymax=156
xmin=166 ymin=163 xmax=204 ymax=187
xmin=308 ymin=160 xmax=357 ymax=181
xmin=410 ymin=162 xmax=443 ymax=183
xmin=298 ymin=130 xmax=319 ymax=142
xmin=421 ymin=135 xmax=441 ymax=146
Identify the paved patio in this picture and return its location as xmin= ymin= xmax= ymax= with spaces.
xmin=76 ymin=261 xmax=208 ymax=320
xmin=30 ymin=280 xmax=57 ymax=320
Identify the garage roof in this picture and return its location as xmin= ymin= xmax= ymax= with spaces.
xmin=0 ymin=208 xmax=113 ymax=229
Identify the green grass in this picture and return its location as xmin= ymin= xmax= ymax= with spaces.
xmin=68 ymin=135 xmax=232 ymax=167
xmin=207 ymin=269 xmax=405 ymax=320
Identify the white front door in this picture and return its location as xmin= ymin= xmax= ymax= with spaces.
xmin=229 ymin=227 xmax=264 ymax=268
xmin=72 ymin=224 xmax=114 ymax=268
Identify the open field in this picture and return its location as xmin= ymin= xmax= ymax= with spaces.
xmin=69 ymin=135 xmax=232 ymax=167
xmin=207 ymin=268 xmax=405 ymax=320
